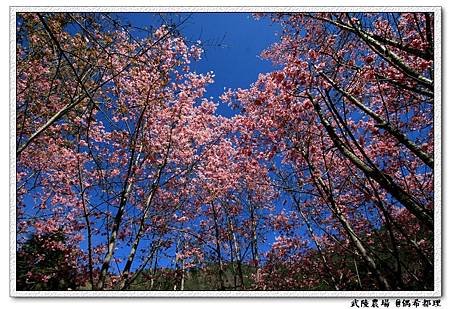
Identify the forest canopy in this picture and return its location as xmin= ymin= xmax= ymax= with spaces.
xmin=15 ymin=12 xmax=435 ymax=291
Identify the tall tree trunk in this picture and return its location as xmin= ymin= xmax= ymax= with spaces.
xmin=227 ymin=214 xmax=244 ymax=289
xmin=248 ymin=200 xmax=259 ymax=268
xmin=211 ymin=203 xmax=225 ymax=290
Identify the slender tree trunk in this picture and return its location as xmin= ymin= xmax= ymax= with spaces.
xmin=353 ymin=258 xmax=363 ymax=289
xmin=180 ymin=260 xmax=185 ymax=291
xmin=150 ymin=249 xmax=160 ymax=290
xmin=211 ymin=203 xmax=225 ymax=290
xmin=119 ymin=157 xmax=169 ymax=289
xmin=76 ymin=153 xmax=95 ymax=289
xmin=248 ymin=200 xmax=259 ymax=268
xmin=227 ymin=215 xmax=244 ymax=289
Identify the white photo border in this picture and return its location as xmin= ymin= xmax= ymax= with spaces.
xmin=9 ymin=6 xmax=442 ymax=298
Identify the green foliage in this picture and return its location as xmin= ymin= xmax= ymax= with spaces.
xmin=16 ymin=231 xmax=80 ymax=291
xmin=126 ymin=262 xmax=258 ymax=291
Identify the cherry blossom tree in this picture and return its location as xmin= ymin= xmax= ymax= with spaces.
xmin=222 ymin=12 xmax=434 ymax=290
xmin=17 ymin=12 xmax=229 ymax=290
xmin=16 ymin=12 xmax=435 ymax=291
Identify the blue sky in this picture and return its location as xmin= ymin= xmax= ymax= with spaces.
xmin=124 ymin=12 xmax=281 ymax=117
